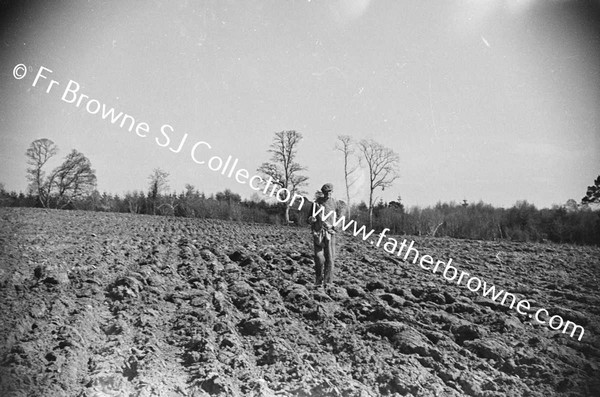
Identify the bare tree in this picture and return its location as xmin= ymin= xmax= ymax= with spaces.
xmin=564 ymin=199 xmax=579 ymax=212
xmin=335 ymin=135 xmax=360 ymax=216
xmin=358 ymin=139 xmax=400 ymax=228
xmin=53 ymin=149 xmax=97 ymax=208
xmin=184 ymin=183 xmax=196 ymax=197
xmin=157 ymin=193 xmax=178 ymax=216
xmin=25 ymin=138 xmax=58 ymax=207
xmin=125 ymin=191 xmax=144 ymax=214
xmin=26 ymin=140 xmax=96 ymax=208
xmin=148 ymin=168 xmax=170 ymax=215
xmin=257 ymin=130 xmax=309 ymax=223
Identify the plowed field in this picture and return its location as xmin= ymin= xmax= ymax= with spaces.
xmin=1 ymin=208 xmax=599 ymax=396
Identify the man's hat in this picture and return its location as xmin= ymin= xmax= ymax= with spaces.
xmin=321 ymin=183 xmax=333 ymax=192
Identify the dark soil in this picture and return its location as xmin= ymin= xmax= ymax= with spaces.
xmin=1 ymin=208 xmax=599 ymax=396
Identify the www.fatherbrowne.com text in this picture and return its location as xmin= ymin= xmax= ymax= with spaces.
xmin=310 ymin=204 xmax=585 ymax=341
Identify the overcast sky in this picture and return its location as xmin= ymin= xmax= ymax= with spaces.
xmin=1 ymin=0 xmax=599 ymax=209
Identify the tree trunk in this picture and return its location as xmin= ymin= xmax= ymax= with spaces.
xmin=368 ymin=189 xmax=373 ymax=229
xmin=431 ymin=222 xmax=443 ymax=237
xmin=284 ymin=205 xmax=290 ymax=224
xmin=344 ymin=154 xmax=351 ymax=217
xmin=345 ymin=185 xmax=351 ymax=216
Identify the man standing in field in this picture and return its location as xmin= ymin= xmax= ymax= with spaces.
xmin=308 ymin=183 xmax=344 ymax=286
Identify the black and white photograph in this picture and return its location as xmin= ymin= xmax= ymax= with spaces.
xmin=1 ymin=1 xmax=599 ymax=396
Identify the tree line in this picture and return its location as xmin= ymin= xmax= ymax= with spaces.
xmin=355 ymin=199 xmax=600 ymax=246
xmin=1 ymin=136 xmax=599 ymax=246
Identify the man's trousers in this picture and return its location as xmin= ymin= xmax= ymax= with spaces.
xmin=313 ymin=233 xmax=335 ymax=285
